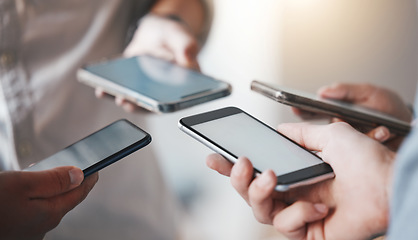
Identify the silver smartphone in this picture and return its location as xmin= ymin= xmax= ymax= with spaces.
xmin=251 ymin=80 xmax=412 ymax=135
xmin=25 ymin=119 xmax=151 ymax=177
xmin=77 ymin=55 xmax=232 ymax=113
xmin=178 ymin=106 xmax=334 ymax=191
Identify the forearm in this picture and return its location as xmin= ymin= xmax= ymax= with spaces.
xmin=150 ymin=0 xmax=206 ymax=37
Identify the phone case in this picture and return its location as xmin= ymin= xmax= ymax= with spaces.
xmin=251 ymin=80 xmax=411 ymax=135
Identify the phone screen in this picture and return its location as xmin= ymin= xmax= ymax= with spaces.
xmin=192 ymin=112 xmax=322 ymax=176
xmin=180 ymin=107 xmax=333 ymax=190
xmin=84 ymin=56 xmax=230 ymax=102
xmin=25 ymin=119 xmax=151 ymax=176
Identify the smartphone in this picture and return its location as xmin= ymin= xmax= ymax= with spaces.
xmin=77 ymin=55 xmax=232 ymax=113
xmin=251 ymin=80 xmax=412 ymax=135
xmin=178 ymin=106 xmax=334 ymax=191
xmin=24 ymin=119 xmax=151 ymax=177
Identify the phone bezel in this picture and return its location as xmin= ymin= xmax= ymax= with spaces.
xmin=179 ymin=106 xmax=334 ymax=191
xmin=82 ymin=120 xmax=152 ymax=176
xmin=25 ymin=119 xmax=152 ymax=177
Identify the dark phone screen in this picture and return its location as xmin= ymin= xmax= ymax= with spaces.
xmin=25 ymin=120 xmax=150 ymax=173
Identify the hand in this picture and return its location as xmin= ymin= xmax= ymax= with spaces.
xmin=207 ymin=122 xmax=394 ymax=240
xmin=125 ymin=14 xmax=200 ymax=69
xmin=0 ymin=167 xmax=98 ymax=240
xmin=95 ymin=14 xmax=200 ymax=113
xmin=318 ymin=83 xmax=412 ymax=122
xmin=292 ymin=83 xmax=411 ymax=148
xmin=319 ymin=83 xmax=412 ymax=150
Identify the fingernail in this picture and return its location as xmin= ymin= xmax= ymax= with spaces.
xmin=257 ymin=171 xmax=273 ymax=188
xmin=374 ymin=127 xmax=388 ymax=142
xmin=314 ymin=203 xmax=328 ymax=214
xmin=69 ymin=168 xmax=84 ymax=186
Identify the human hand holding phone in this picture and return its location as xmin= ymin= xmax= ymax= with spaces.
xmin=251 ymin=81 xmax=412 ymax=149
xmin=82 ymin=56 xmax=231 ymax=114
xmin=0 ymin=167 xmax=98 ymax=240
xmin=96 ymin=13 xmax=201 ymax=113
xmin=317 ymin=83 xmax=412 ymax=150
xmin=25 ymin=119 xmax=151 ymax=176
xmin=179 ymin=107 xmax=334 ymax=191
xmin=206 ymin=122 xmax=394 ymax=240
xmin=318 ymin=83 xmax=412 ymax=122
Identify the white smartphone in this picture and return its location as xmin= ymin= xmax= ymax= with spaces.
xmin=251 ymin=80 xmax=412 ymax=135
xmin=178 ymin=106 xmax=334 ymax=191
xmin=77 ymin=55 xmax=232 ymax=113
xmin=25 ymin=119 xmax=151 ymax=177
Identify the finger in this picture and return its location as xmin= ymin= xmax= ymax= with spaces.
xmin=230 ymin=157 xmax=255 ymax=203
xmin=318 ymin=83 xmax=372 ymax=102
xmin=273 ymin=201 xmax=328 ymax=240
xmin=95 ymin=88 xmax=116 ymax=101
xmin=95 ymin=87 xmax=105 ymax=98
xmin=291 ymin=107 xmax=328 ymax=120
xmin=182 ymin=44 xmax=200 ymax=70
xmin=115 ymin=96 xmax=136 ymax=112
xmin=39 ymin=173 xmax=99 ymax=229
xmin=366 ymin=126 xmax=391 ymax=143
xmin=49 ymin=173 xmax=98 ymax=210
xmin=115 ymin=96 xmax=148 ymax=113
xmin=277 ymin=122 xmax=355 ymax=153
xmin=115 ymin=96 xmax=124 ymax=107
xmin=164 ymin=25 xmax=199 ymax=68
xmin=206 ymin=153 xmax=233 ymax=177
xmin=330 ymin=117 xmax=344 ymax=123
xmin=248 ymin=170 xmax=284 ymax=224
xmin=25 ymin=167 xmax=84 ymax=198
xmin=121 ymin=102 xmax=138 ymax=113
xmin=115 ymin=96 xmax=134 ymax=111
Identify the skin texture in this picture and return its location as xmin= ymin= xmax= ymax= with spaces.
xmin=206 ymin=122 xmax=394 ymax=240
xmin=0 ymin=167 xmax=98 ymax=240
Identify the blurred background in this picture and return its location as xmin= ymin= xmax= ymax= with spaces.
xmin=145 ymin=0 xmax=418 ymax=239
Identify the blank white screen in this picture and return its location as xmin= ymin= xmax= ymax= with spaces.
xmin=193 ymin=113 xmax=322 ymax=176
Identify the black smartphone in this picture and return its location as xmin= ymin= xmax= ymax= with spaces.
xmin=178 ymin=106 xmax=334 ymax=191
xmin=25 ymin=119 xmax=151 ymax=177
xmin=77 ymin=55 xmax=232 ymax=113
xmin=251 ymin=80 xmax=412 ymax=135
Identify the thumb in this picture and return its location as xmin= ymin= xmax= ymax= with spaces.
xmin=277 ymin=123 xmax=329 ymax=152
xmin=274 ymin=201 xmax=328 ymax=240
xmin=277 ymin=122 xmax=356 ymax=153
xmin=25 ymin=166 xmax=84 ymax=199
